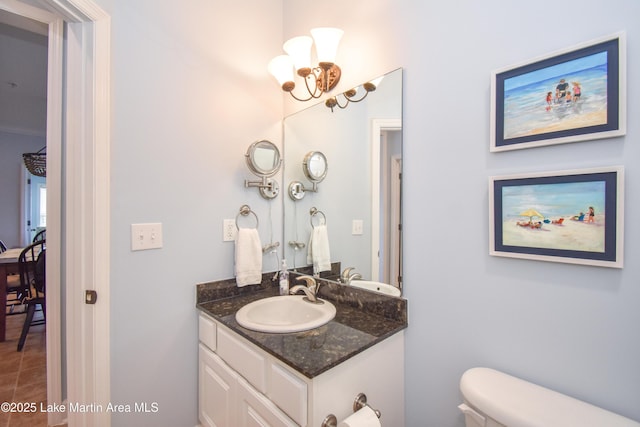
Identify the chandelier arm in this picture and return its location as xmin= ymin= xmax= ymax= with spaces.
xmin=344 ymin=88 xmax=373 ymax=103
xmin=288 ymin=91 xmax=316 ymax=102
xmin=335 ymin=96 xmax=350 ymax=109
xmin=345 ymin=92 xmax=368 ymax=103
xmin=325 ymin=95 xmax=351 ymax=112
xmin=286 ymin=76 xmax=325 ymax=102
xmin=303 ymin=71 xmax=324 ymax=99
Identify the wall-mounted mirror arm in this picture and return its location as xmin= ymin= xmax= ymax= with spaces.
xmin=288 ymin=180 xmax=319 ymax=200
xmin=245 ymin=177 xmax=280 ymax=199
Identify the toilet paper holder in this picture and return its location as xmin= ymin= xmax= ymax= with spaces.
xmin=321 ymin=392 xmax=381 ymax=427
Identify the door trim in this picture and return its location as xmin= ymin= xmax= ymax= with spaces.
xmin=59 ymin=1 xmax=112 ymax=425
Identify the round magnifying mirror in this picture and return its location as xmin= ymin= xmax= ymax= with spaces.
xmin=246 ymin=140 xmax=281 ymax=178
xmin=302 ymin=151 xmax=328 ymax=183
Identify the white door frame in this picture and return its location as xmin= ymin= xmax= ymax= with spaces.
xmin=60 ymin=1 xmax=111 ymax=425
xmin=370 ymin=119 xmax=401 ymax=282
xmin=0 ymin=1 xmax=111 ymax=425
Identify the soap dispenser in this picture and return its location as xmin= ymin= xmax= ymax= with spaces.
xmin=279 ymin=259 xmax=290 ymax=296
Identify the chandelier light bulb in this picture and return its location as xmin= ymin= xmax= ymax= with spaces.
xmin=268 ymin=55 xmax=295 ymax=90
xmin=283 ymin=36 xmax=313 ymax=75
xmin=310 ymin=27 xmax=344 ymax=65
xmin=370 ymin=76 xmax=384 ymax=88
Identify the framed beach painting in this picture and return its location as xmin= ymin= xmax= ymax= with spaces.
xmin=490 ymin=32 xmax=626 ymax=152
xmin=489 ymin=166 xmax=624 ymax=268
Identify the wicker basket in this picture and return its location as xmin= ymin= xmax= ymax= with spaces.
xmin=23 ymin=148 xmax=47 ymax=177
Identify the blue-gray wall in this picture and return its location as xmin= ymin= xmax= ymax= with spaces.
xmin=101 ymin=1 xmax=283 ymax=425
xmin=287 ymin=1 xmax=640 ymax=426
xmin=96 ymin=0 xmax=640 ymax=425
xmin=398 ymin=2 xmax=639 ymax=426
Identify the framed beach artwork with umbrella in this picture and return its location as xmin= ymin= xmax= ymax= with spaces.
xmin=490 ymin=32 xmax=626 ymax=152
xmin=489 ymin=166 xmax=624 ymax=268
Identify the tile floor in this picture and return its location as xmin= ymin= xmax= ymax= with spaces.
xmin=0 ymin=311 xmax=49 ymax=427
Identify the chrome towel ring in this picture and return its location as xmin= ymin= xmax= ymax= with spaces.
xmin=236 ymin=204 xmax=259 ymax=229
xmin=309 ymin=207 xmax=326 ymax=228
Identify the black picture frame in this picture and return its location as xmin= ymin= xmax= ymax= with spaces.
xmin=489 ymin=166 xmax=623 ymax=268
xmin=490 ymin=33 xmax=626 ymax=152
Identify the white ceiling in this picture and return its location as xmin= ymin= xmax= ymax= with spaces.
xmin=0 ymin=9 xmax=48 ymax=138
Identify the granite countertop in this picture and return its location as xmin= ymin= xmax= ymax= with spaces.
xmin=196 ymin=274 xmax=407 ymax=379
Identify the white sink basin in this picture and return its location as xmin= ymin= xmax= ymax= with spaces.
xmin=235 ymin=295 xmax=336 ymax=333
xmin=350 ymin=280 xmax=401 ymax=297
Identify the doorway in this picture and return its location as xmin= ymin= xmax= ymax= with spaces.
xmin=22 ymin=169 xmax=47 ymax=246
xmin=370 ymin=119 xmax=403 ymax=289
xmin=1 ymin=7 xmax=52 ymax=426
xmin=379 ymin=130 xmax=402 ymax=288
xmin=0 ymin=0 xmax=111 ymax=425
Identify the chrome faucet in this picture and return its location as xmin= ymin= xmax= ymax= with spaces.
xmin=289 ymin=275 xmax=323 ymax=304
xmin=340 ymin=267 xmax=362 ymax=285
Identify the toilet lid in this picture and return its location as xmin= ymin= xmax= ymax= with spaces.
xmin=460 ymin=368 xmax=640 ymax=427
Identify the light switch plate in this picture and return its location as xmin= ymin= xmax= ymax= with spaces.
xmin=131 ymin=223 xmax=163 ymax=251
xmin=352 ymin=220 xmax=364 ymax=235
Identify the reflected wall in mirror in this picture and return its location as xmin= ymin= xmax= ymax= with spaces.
xmin=283 ymin=68 xmax=403 ymax=294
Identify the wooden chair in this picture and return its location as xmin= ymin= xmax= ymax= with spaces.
xmin=5 ymin=240 xmax=46 ymax=315
xmin=17 ymin=244 xmax=46 ymax=351
xmin=2 ymin=238 xmax=24 ymax=313
xmin=32 ymin=228 xmax=46 ymax=243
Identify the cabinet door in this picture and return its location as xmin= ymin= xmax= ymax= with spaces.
xmin=237 ymin=377 xmax=299 ymax=427
xmin=269 ymin=363 xmax=307 ymax=426
xmin=199 ymin=313 xmax=217 ymax=351
xmin=199 ymin=344 xmax=238 ymax=427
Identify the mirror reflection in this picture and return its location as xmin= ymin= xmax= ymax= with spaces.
xmin=283 ymin=68 xmax=403 ymax=294
xmin=304 ymin=151 xmax=328 ymax=182
xmin=288 ymin=151 xmax=329 ymax=200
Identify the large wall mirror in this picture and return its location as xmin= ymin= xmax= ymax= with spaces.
xmin=283 ymin=68 xmax=403 ymax=294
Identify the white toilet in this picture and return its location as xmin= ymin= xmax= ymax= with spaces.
xmin=458 ymin=367 xmax=640 ymax=427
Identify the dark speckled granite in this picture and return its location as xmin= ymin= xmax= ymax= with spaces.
xmin=196 ymin=270 xmax=407 ymax=378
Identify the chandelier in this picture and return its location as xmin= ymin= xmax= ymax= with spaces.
xmin=268 ymin=28 xmax=382 ymax=111
xmin=23 ymin=146 xmax=46 ymax=177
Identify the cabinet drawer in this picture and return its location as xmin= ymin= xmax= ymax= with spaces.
xmin=198 ymin=313 xmax=217 ymax=351
xmin=237 ymin=377 xmax=298 ymax=427
xmin=269 ymin=363 xmax=307 ymax=426
xmin=217 ymin=327 xmax=267 ymax=393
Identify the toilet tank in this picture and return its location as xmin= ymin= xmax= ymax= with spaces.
xmin=459 ymin=367 xmax=640 ymax=427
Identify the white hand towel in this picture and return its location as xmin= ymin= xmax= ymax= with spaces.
xmin=308 ymin=224 xmax=331 ymax=274
xmin=235 ymin=228 xmax=262 ymax=287
xmin=307 ymin=231 xmax=314 ymax=266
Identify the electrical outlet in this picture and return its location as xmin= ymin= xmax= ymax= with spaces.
xmin=352 ymin=219 xmax=364 ymax=235
xmin=223 ymin=219 xmax=236 ymax=242
xmin=131 ymin=223 xmax=163 ymax=251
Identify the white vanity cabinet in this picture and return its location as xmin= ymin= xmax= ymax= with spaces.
xmin=199 ymin=313 xmax=300 ymax=427
xmin=198 ymin=311 xmax=405 ymax=427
